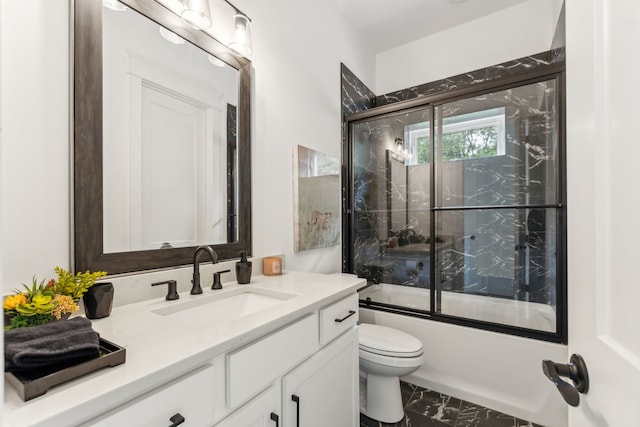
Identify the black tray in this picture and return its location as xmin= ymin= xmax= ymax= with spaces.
xmin=5 ymin=337 xmax=126 ymax=401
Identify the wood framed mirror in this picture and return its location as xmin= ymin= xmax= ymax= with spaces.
xmin=73 ymin=0 xmax=251 ymax=274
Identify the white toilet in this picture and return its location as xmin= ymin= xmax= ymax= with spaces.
xmin=358 ymin=323 xmax=424 ymax=423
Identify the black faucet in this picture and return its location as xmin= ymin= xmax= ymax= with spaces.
xmin=191 ymin=245 xmax=219 ymax=295
xmin=151 ymin=280 xmax=179 ymax=300
xmin=212 ymin=269 xmax=231 ymax=290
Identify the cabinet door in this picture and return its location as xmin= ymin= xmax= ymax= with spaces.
xmin=216 ymin=383 xmax=281 ymax=427
xmin=282 ymin=328 xmax=358 ymax=427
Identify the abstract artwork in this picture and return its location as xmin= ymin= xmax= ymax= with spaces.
xmin=293 ymin=145 xmax=341 ymax=251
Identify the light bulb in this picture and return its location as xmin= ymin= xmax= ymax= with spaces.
xmin=181 ymin=0 xmax=212 ymax=30
xmin=229 ymin=13 xmax=252 ymax=57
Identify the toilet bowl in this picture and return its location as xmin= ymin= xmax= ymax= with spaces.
xmin=359 ymin=323 xmax=424 ymax=423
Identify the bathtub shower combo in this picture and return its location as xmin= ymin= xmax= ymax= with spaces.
xmin=342 ymin=57 xmax=568 ymax=426
xmin=344 ymin=67 xmax=565 ymax=342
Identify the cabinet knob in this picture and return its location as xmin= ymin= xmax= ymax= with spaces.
xmin=168 ymin=413 xmax=185 ymax=426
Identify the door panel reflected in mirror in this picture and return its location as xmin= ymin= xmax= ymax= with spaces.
xmin=102 ymin=4 xmax=239 ymax=253
xmin=74 ymin=0 xmax=251 ymax=275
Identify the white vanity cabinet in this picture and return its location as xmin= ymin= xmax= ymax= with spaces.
xmin=3 ymin=273 xmax=365 ymax=427
xmin=282 ymin=327 xmax=359 ymax=427
xmin=217 ymin=294 xmax=359 ymax=427
xmin=83 ymin=364 xmax=215 ymax=426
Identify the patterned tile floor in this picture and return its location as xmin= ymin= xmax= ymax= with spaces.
xmin=360 ymin=381 xmax=543 ymax=427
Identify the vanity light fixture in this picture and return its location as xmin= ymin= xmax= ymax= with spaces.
xmin=208 ymin=54 xmax=226 ymax=67
xmin=392 ymin=137 xmax=412 ymax=162
xmin=222 ymin=0 xmax=253 ymax=57
xmin=392 ymin=138 xmax=406 ymax=162
xmin=228 ymin=12 xmax=252 ymax=57
xmin=103 ymin=0 xmax=127 ymax=11
xmin=159 ymin=27 xmax=185 ymax=44
xmin=181 ymin=0 xmax=213 ymax=30
xmin=175 ymin=0 xmax=253 ymax=57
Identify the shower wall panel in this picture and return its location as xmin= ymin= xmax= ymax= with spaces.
xmin=375 ymin=48 xmax=565 ymax=107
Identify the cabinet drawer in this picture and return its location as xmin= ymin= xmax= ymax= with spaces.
xmin=85 ymin=364 xmax=215 ymax=426
xmin=319 ymin=293 xmax=358 ymax=345
xmin=227 ymin=313 xmax=318 ymax=409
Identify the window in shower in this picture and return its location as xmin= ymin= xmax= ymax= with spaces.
xmin=345 ymin=71 xmax=565 ymax=343
xmin=405 ymin=107 xmax=506 ymax=165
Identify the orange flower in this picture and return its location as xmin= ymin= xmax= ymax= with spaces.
xmin=3 ymin=293 xmax=27 ymax=311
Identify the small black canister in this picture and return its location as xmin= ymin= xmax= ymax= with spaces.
xmin=83 ymin=282 xmax=114 ymax=319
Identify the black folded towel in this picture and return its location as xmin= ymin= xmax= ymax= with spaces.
xmin=5 ymin=317 xmax=100 ymax=372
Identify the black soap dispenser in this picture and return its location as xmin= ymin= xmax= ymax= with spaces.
xmin=236 ymin=251 xmax=252 ymax=284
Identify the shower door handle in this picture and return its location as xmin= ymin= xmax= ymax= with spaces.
xmin=542 ymin=353 xmax=589 ymax=407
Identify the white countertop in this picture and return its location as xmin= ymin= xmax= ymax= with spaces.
xmin=3 ymin=271 xmax=365 ymax=427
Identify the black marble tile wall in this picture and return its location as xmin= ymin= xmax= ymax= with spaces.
xmin=375 ymin=49 xmax=565 ymax=107
xmin=341 ymin=63 xmax=377 ymax=271
xmin=360 ymin=381 xmax=543 ymax=427
xmin=341 ymin=63 xmax=377 ymax=117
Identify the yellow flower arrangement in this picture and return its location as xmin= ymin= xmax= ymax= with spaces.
xmin=3 ymin=267 xmax=107 ymax=330
xmin=51 ymin=294 xmax=79 ymax=320
xmin=3 ymin=293 xmax=26 ymax=311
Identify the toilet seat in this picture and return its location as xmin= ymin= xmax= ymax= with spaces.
xmin=359 ymin=323 xmax=423 ymax=358
xmin=359 ymin=347 xmax=424 ymax=368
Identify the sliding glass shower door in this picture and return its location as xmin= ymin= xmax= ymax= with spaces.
xmin=347 ymin=74 xmax=565 ymax=342
xmin=351 ymin=107 xmax=433 ymax=311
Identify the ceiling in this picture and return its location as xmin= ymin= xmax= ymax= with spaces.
xmin=165 ymin=0 xmax=535 ymax=56
xmin=329 ymin=0 xmax=532 ymax=54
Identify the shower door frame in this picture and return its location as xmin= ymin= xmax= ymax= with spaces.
xmin=342 ymin=62 xmax=567 ymax=344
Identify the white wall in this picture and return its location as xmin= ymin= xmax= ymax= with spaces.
xmin=1 ymin=0 xmax=70 ymax=292
xmin=0 ymin=0 xmax=4 ymax=418
xmin=375 ymin=0 xmax=564 ymax=94
xmin=244 ymin=0 xmax=375 ymax=272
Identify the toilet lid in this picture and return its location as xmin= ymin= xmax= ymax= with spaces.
xmin=359 ymin=323 xmax=423 ymax=358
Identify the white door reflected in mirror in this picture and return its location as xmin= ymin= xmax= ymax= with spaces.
xmin=102 ymin=2 xmax=239 ymax=253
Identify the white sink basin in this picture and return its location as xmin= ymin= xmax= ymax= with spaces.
xmin=152 ymin=286 xmax=297 ymax=323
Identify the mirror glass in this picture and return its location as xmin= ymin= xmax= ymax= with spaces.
xmin=74 ymin=0 xmax=251 ymax=275
xmin=102 ymin=4 xmax=239 ymax=252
